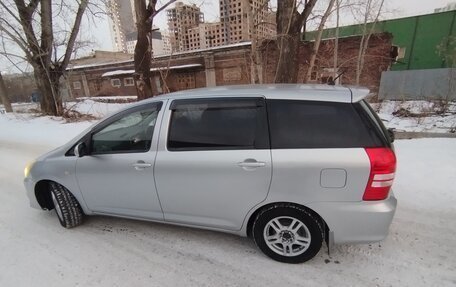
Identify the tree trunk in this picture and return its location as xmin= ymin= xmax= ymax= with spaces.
xmin=333 ymin=0 xmax=340 ymax=80
xmin=274 ymin=31 xmax=300 ymax=83
xmin=134 ymin=0 xmax=153 ymax=100
xmin=305 ymin=0 xmax=336 ymax=83
xmin=0 ymin=72 xmax=13 ymax=113
xmin=246 ymin=0 xmax=260 ymax=84
xmin=356 ymin=0 xmax=385 ymax=85
xmin=34 ymin=66 xmax=62 ymax=116
xmin=274 ymin=0 xmax=317 ymax=83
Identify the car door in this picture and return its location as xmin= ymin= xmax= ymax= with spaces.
xmin=154 ymin=97 xmax=272 ymax=231
xmin=75 ymin=101 xmax=165 ymax=220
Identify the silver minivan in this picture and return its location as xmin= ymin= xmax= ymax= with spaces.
xmin=24 ymin=84 xmax=397 ymax=263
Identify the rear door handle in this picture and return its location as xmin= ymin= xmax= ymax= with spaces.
xmin=237 ymin=159 xmax=266 ymax=168
xmin=133 ymin=161 xmax=152 ymax=170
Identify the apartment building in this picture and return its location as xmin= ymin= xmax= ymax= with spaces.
xmin=106 ymin=0 xmax=136 ymax=52
xmin=167 ymin=2 xmax=205 ymax=52
xmin=125 ymin=29 xmax=172 ymax=56
xmin=224 ymin=0 xmax=276 ymax=43
xmin=188 ymin=22 xmax=227 ymax=50
xmin=167 ymin=1 xmax=275 ymax=52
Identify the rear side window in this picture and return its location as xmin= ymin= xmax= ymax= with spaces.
xmin=168 ymin=98 xmax=269 ymax=151
xmin=267 ymin=100 xmax=384 ymax=149
xmin=357 ymin=100 xmax=392 ymax=145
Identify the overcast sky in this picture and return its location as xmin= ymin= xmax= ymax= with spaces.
xmin=1 ymin=0 xmax=454 ymax=73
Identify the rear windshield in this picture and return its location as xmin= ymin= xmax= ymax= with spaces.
xmin=266 ymin=99 xmax=385 ymax=149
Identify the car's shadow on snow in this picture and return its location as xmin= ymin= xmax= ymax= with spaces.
xmin=37 ymin=209 xmax=393 ymax=268
xmin=52 ymin=212 xmax=383 ymax=266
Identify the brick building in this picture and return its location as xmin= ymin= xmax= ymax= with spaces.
xmin=66 ymin=42 xmax=252 ymax=98
xmin=66 ymin=33 xmax=393 ymax=98
xmin=262 ymin=32 xmax=393 ymax=93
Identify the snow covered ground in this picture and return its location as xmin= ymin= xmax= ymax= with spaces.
xmin=1 ymin=100 xmax=456 ymax=286
xmin=373 ymin=101 xmax=456 ymax=133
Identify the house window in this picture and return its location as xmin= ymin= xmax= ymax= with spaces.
xmin=391 ymin=46 xmax=406 ymax=61
xmin=397 ymin=47 xmax=406 ymax=59
xmin=124 ymin=77 xmax=134 ymax=87
xmin=111 ymin=79 xmax=121 ymax=88
xmin=73 ymin=81 xmax=81 ymax=90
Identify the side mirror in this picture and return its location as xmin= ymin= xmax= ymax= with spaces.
xmin=387 ymin=128 xmax=395 ymax=143
xmin=74 ymin=142 xmax=87 ymax=158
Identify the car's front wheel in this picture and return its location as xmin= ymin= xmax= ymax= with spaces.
xmin=50 ymin=182 xmax=83 ymax=228
xmin=252 ymin=204 xmax=323 ymax=263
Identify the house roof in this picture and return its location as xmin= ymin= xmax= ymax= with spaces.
xmin=100 ymin=64 xmax=203 ymax=77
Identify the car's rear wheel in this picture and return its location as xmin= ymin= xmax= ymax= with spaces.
xmin=252 ymin=204 xmax=323 ymax=263
xmin=49 ymin=182 xmax=83 ymax=228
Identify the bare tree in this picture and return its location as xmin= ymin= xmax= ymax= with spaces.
xmin=134 ymin=0 xmax=176 ymax=100
xmin=333 ymin=0 xmax=341 ymax=80
xmin=355 ymin=0 xmax=385 ymax=85
xmin=437 ymin=36 xmax=456 ymax=68
xmin=274 ymin=0 xmax=317 ymax=83
xmin=0 ymin=72 xmax=13 ymax=112
xmin=304 ymin=0 xmax=336 ymax=83
xmin=0 ymin=0 xmax=97 ymax=116
xmin=246 ymin=0 xmax=271 ymax=84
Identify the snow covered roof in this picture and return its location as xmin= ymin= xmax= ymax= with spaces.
xmin=154 ymin=41 xmax=252 ymax=59
xmin=101 ymin=70 xmax=135 ymax=77
xmin=68 ymin=59 xmax=134 ymax=70
xmin=101 ymin=63 xmax=203 ymax=77
xmin=68 ymin=42 xmax=251 ymax=71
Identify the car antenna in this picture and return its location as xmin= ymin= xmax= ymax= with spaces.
xmin=327 ymin=69 xmax=346 ymax=86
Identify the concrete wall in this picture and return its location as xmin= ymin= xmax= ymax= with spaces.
xmin=378 ymin=68 xmax=456 ymax=100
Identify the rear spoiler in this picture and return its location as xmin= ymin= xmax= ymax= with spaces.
xmin=348 ymin=87 xmax=370 ymax=103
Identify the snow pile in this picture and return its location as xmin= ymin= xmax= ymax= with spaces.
xmin=2 ymin=99 xmax=455 ymax=155
xmin=0 ymin=100 xmax=130 ymax=147
xmin=68 ymin=99 xmax=129 ymax=118
xmin=0 ymin=113 xmax=92 ymax=147
xmin=372 ymin=100 xmax=456 ymax=133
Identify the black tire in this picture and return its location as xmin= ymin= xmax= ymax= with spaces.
xmin=252 ymin=204 xmax=323 ymax=263
xmin=49 ymin=182 xmax=83 ymax=228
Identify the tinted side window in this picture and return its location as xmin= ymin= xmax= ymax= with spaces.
xmin=357 ymin=100 xmax=391 ymax=145
xmin=91 ymin=104 xmax=161 ymax=154
xmin=168 ymin=98 xmax=268 ymax=151
xmin=267 ymin=100 xmax=383 ymax=149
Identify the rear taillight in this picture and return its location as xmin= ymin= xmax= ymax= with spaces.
xmin=363 ymin=148 xmax=397 ymax=201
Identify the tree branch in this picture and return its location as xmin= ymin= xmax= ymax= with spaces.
xmin=27 ymin=0 xmax=39 ymax=14
xmin=59 ymin=0 xmax=88 ymax=70
xmin=0 ymin=18 xmax=28 ymax=47
xmin=0 ymin=22 xmax=32 ymax=60
xmin=13 ymin=0 xmax=40 ymax=55
xmin=297 ymin=0 xmax=318 ymax=28
xmin=149 ymin=0 xmax=177 ymax=20
xmin=40 ymin=0 xmax=53 ymax=68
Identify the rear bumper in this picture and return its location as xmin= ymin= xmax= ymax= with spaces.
xmin=307 ymin=195 xmax=397 ymax=244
